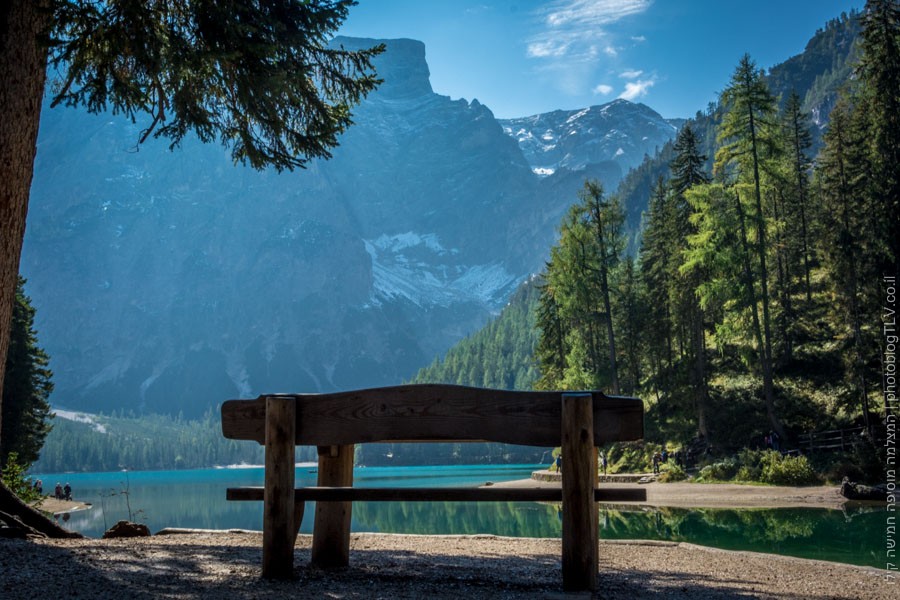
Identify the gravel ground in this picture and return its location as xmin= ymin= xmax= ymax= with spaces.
xmin=0 ymin=531 xmax=893 ymax=599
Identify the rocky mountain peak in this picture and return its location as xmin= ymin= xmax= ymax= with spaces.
xmin=498 ymin=99 xmax=678 ymax=176
xmin=332 ymin=36 xmax=433 ymax=100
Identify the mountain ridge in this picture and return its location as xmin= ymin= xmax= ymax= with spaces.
xmin=22 ymin=36 xmax=676 ymax=418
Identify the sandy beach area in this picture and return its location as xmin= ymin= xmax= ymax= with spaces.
xmin=491 ymin=477 xmax=859 ymax=510
xmin=0 ymin=530 xmax=893 ymax=599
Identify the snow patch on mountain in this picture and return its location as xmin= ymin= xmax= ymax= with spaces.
xmin=499 ymin=99 xmax=678 ymax=174
xmin=52 ymin=408 xmax=107 ymax=433
xmin=364 ymin=233 xmax=520 ymax=308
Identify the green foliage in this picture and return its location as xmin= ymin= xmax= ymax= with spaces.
xmin=697 ymin=459 xmax=739 ymax=482
xmin=1 ymin=452 xmax=41 ymax=504
xmin=536 ymin=180 xmax=626 ymax=394
xmin=812 ymin=436 xmax=886 ymax=484
xmin=657 ymin=462 xmax=687 ymax=482
xmin=605 ymin=442 xmax=655 ymax=474
xmin=1 ymin=277 xmax=53 ymax=467
xmin=49 ymin=1 xmax=383 ymax=171
xmin=759 ymin=451 xmax=819 ymax=486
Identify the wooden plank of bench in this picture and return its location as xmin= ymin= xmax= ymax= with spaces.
xmin=222 ymin=384 xmax=643 ymax=447
xmin=561 ymin=392 xmax=597 ymax=591
xmin=226 ymin=486 xmax=648 ymax=503
xmin=262 ymin=397 xmax=295 ymax=579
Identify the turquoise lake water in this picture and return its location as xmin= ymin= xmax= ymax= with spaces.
xmin=35 ymin=465 xmax=888 ymax=569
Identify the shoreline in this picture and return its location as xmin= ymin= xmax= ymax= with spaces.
xmin=32 ymin=497 xmax=92 ymax=516
xmin=489 ymin=475 xmax=872 ymax=510
xmin=1 ymin=531 xmax=892 ymax=598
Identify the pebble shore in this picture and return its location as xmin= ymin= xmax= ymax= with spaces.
xmin=0 ymin=531 xmax=893 ymax=599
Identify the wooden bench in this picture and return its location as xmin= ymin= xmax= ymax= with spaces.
xmin=221 ymin=383 xmax=645 ymax=591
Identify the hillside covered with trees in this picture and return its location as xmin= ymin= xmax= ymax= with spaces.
xmin=413 ymin=4 xmax=896 ymax=481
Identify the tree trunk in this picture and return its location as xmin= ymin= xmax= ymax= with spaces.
xmin=0 ymin=483 xmax=81 ymax=538
xmin=793 ymin=133 xmax=813 ymax=304
xmin=734 ymin=191 xmax=784 ymax=439
xmin=0 ymin=0 xmax=75 ymax=538
xmin=591 ymin=210 xmax=620 ymax=395
xmin=692 ymin=303 xmax=710 ymax=440
xmin=746 ymin=96 xmax=783 ymax=439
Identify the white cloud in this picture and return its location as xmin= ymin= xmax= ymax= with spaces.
xmin=525 ymin=1 xmax=654 ymax=98
xmin=528 ymin=0 xmax=653 ymax=63
xmin=619 ymin=78 xmax=655 ymax=100
xmin=594 ymin=84 xmax=614 ymax=95
xmin=542 ymin=0 xmax=653 ymax=29
xmin=619 ymin=69 xmax=643 ymax=79
xmin=527 ymin=39 xmax=571 ymax=58
xmin=631 ymin=35 xmax=647 ymax=42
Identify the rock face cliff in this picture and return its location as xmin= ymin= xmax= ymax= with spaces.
xmin=22 ymin=38 xmax=677 ymax=417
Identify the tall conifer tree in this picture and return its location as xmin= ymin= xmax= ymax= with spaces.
xmin=780 ymin=91 xmax=815 ymax=303
xmin=1 ymin=278 xmax=53 ymax=467
xmin=715 ymin=55 xmax=784 ymax=437
xmin=858 ymin=0 xmax=900 ymax=279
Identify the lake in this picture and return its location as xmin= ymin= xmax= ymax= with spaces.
xmin=36 ymin=464 xmax=886 ymax=569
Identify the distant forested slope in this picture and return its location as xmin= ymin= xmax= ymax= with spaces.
xmin=410 ymin=279 xmax=541 ymax=390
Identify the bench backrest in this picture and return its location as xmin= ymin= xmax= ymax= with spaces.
xmin=221 ymin=384 xmax=643 ymax=447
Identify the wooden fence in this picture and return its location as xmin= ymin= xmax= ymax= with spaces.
xmin=797 ymin=426 xmax=866 ymax=453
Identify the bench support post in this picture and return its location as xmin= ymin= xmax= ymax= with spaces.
xmin=561 ymin=392 xmax=598 ymax=592
xmin=311 ymin=444 xmax=354 ymax=568
xmin=262 ymin=396 xmax=296 ymax=579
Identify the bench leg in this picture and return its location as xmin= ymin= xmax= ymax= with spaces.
xmin=561 ymin=393 xmax=598 ymax=592
xmin=262 ymin=397 xmax=296 ymax=579
xmin=311 ymin=444 xmax=354 ymax=568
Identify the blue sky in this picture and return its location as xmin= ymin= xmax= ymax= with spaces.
xmin=340 ymin=0 xmax=863 ymax=119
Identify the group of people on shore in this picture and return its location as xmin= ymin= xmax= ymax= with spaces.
xmin=30 ymin=479 xmax=74 ymax=501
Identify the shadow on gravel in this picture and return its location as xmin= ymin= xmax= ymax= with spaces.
xmin=0 ymin=537 xmax=882 ymax=599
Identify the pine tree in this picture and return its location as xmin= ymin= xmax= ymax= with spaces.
xmin=780 ymin=91 xmax=815 ymax=303
xmin=638 ymin=177 xmax=675 ymax=398
xmin=857 ymin=0 xmax=900 ymax=278
xmin=682 ymin=182 xmax=753 ymax=437
xmin=581 ymin=181 xmax=625 ymax=394
xmin=535 ymin=280 xmax=568 ymax=390
xmin=669 ymin=125 xmax=712 ymax=439
xmin=1 ymin=278 xmax=53 ymax=467
xmin=614 ymin=257 xmax=646 ymax=395
xmin=815 ymin=100 xmax=876 ymax=425
xmin=536 ymin=180 xmax=625 ymax=393
xmin=670 ymin=125 xmax=711 ymax=197
xmin=715 ymin=54 xmax=784 ymax=437
xmin=0 ymin=0 xmax=380 ymax=537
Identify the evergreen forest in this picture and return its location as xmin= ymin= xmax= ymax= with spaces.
xmin=412 ymin=6 xmax=898 ymax=481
